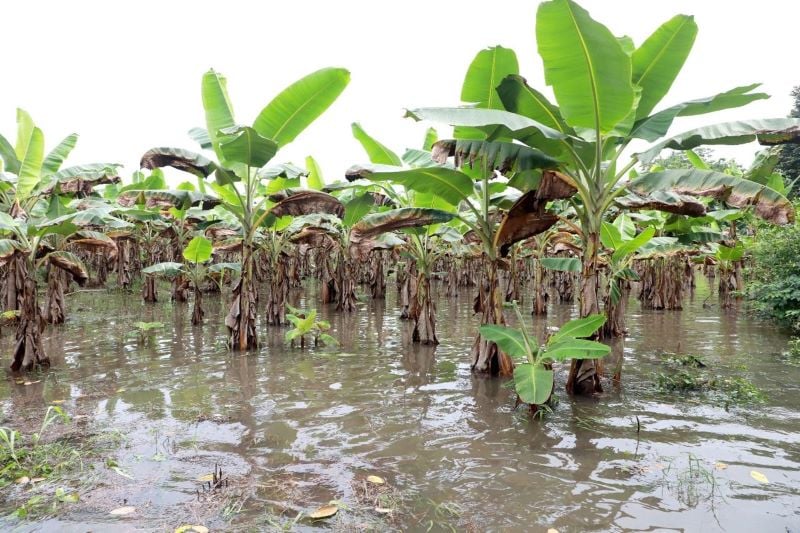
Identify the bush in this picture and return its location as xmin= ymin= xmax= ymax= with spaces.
xmin=747 ymin=209 xmax=800 ymax=332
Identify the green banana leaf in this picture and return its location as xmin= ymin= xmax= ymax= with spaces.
xmin=351 ymin=123 xmax=401 ymax=166
xmin=346 ymin=165 xmax=472 ymax=207
xmin=536 ymin=0 xmax=635 ymax=133
xmin=253 ymin=67 xmax=350 ymax=147
xmin=201 ymin=70 xmax=237 ymax=163
xmin=632 ymin=15 xmax=697 ymax=120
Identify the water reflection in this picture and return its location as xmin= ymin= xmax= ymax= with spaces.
xmin=0 ymin=276 xmax=798 ymax=531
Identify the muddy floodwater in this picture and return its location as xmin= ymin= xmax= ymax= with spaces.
xmin=1 ymin=277 xmax=799 ymax=532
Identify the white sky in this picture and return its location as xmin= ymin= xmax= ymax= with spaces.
xmin=1 ymin=0 xmax=796 ymax=184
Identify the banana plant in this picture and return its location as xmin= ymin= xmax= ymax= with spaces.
xmin=404 ymin=0 xmax=799 ymax=394
xmin=480 ymin=303 xmax=609 ymax=412
xmin=0 ymin=209 xmax=126 ymax=371
xmin=284 ymin=305 xmax=337 ymax=348
xmin=344 ymin=123 xmax=460 ymax=342
xmin=142 ymin=236 xmax=239 ymax=324
xmin=139 ymin=67 xmax=349 ymax=350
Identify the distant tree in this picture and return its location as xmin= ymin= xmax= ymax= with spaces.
xmin=643 ymin=147 xmax=743 ymax=175
xmin=776 ymin=86 xmax=800 ymax=196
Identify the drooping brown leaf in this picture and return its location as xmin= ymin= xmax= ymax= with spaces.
xmin=47 ymin=251 xmax=89 ymax=286
xmin=615 ymin=191 xmax=706 ymax=217
xmin=140 ymin=148 xmax=216 ymax=177
xmin=67 ymin=231 xmax=118 ymax=256
xmin=493 ymin=172 xmax=576 ymax=256
xmin=289 ymin=227 xmax=336 ymax=248
xmin=349 ymin=208 xmax=452 ymax=259
xmin=269 ymin=191 xmax=344 ymax=219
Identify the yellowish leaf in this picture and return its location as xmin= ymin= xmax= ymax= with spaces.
xmin=750 ymin=470 xmax=769 ymax=484
xmin=175 ymin=526 xmax=209 ymax=533
xmin=375 ymin=507 xmax=393 ymax=514
xmin=366 ymin=475 xmax=385 ymax=485
xmin=308 ymin=504 xmax=338 ymax=519
xmin=548 ymin=529 xmax=560 ymax=533
xmin=51 ymin=400 xmax=66 ymax=404
xmin=110 ymin=506 xmax=136 ymax=516
xmin=715 ymin=462 xmax=728 ymax=470
xmin=15 ymin=476 xmax=30 ymax=484
xmin=197 ymin=473 xmax=214 ymax=482
xmin=30 ymin=477 xmax=45 ymax=483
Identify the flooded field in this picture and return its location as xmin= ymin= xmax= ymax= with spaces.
xmin=1 ymin=277 xmax=798 ymax=532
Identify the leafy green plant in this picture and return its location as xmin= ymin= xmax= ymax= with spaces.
xmin=129 ymin=321 xmax=164 ymax=344
xmin=479 ymin=303 xmax=609 ymax=410
xmin=285 ymin=305 xmax=338 ymax=349
xmin=747 ymin=211 xmax=800 ymax=331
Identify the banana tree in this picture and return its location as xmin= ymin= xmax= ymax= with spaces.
xmin=348 ymin=162 xmax=574 ymax=374
xmin=0 ymin=207 xmax=127 ymax=370
xmin=405 ymin=0 xmax=799 ymax=394
xmin=480 ymin=303 xmax=609 ymax=413
xmin=142 ymin=235 xmax=240 ymax=324
xmin=139 ymin=67 xmax=349 ymax=349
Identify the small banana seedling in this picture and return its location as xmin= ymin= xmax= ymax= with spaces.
xmin=285 ymin=305 xmax=338 ymax=349
xmin=480 ymin=302 xmax=609 ymax=412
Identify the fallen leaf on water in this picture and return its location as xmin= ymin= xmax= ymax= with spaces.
xmin=110 ymin=506 xmax=136 ymax=516
xmin=375 ymin=507 xmax=393 ymax=514
xmin=30 ymin=477 xmax=45 ymax=483
xmin=308 ymin=504 xmax=338 ymax=519
xmin=24 ymin=380 xmax=41 ymax=386
xmin=14 ymin=379 xmax=24 ymax=384
xmin=366 ymin=475 xmax=385 ymax=485
xmin=548 ymin=529 xmax=560 ymax=533
xmin=111 ymin=466 xmax=134 ymax=479
xmin=175 ymin=526 xmax=209 ymax=533
xmin=197 ymin=473 xmax=214 ymax=482
xmin=715 ymin=462 xmax=728 ymax=470
xmin=116 ymin=388 xmax=126 ymax=393
xmin=51 ymin=400 xmax=65 ymax=404
xmin=15 ymin=476 xmax=29 ymax=484
xmin=750 ymin=470 xmax=769 ymax=484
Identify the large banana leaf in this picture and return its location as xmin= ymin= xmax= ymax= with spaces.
xmin=632 ymin=85 xmax=771 ymax=142
xmin=201 ymin=70 xmax=237 ymax=163
xmin=218 ymin=126 xmax=278 ymax=168
xmin=0 ymin=238 xmax=26 ymax=266
xmin=253 ymin=67 xmax=350 ymax=147
xmin=47 ymin=250 xmax=88 ymax=286
xmin=183 ymin=235 xmax=213 ymax=264
xmin=351 ymin=123 xmax=401 ymax=165
xmin=349 ymin=207 xmax=453 ymax=258
xmin=628 ymin=169 xmax=795 ymax=224
xmin=142 ymin=261 xmax=185 ymax=278
xmin=431 ymin=139 xmax=559 ymax=174
xmin=305 ymin=156 xmax=324 ymax=190
xmin=346 ymin=165 xmax=472 ymax=207
xmin=497 ymin=75 xmax=571 ymax=135
xmin=188 ymin=127 xmax=212 ymax=150
xmin=514 ymin=363 xmax=553 ymax=406
xmin=479 ymin=324 xmax=530 ymax=358
xmin=492 ymin=171 xmax=575 ymax=255
xmin=140 ymin=147 xmax=216 ymax=178
xmin=269 ymin=190 xmax=344 ymax=219
xmin=632 ymin=15 xmax=697 ymax=120
xmin=462 ymin=46 xmax=519 ymax=108
xmin=67 ymin=230 xmax=117 ymax=254
xmin=536 ymin=0 xmax=635 ymax=133
xmin=42 ymin=133 xmax=79 ymax=176
xmin=615 ymin=190 xmax=706 ymax=217
xmin=458 ymin=46 xmax=520 ymax=140
xmin=540 ymin=257 xmax=581 ymax=272
xmin=15 ymin=109 xmax=44 ymax=201
xmin=406 ymin=107 xmax=568 ymax=141
xmin=0 ymin=133 xmax=20 ymax=174
xmin=118 ymin=189 xmax=220 ymax=210
xmin=53 ymin=163 xmax=121 ymax=182
xmin=636 ymin=118 xmax=800 ymax=163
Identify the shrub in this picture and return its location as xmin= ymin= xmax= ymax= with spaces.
xmin=747 ymin=208 xmax=800 ymax=331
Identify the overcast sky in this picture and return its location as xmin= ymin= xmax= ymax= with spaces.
xmin=1 ymin=1 xmax=796 ymax=185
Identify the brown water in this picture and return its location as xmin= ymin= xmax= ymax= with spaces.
xmin=1 ymin=277 xmax=799 ymax=532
